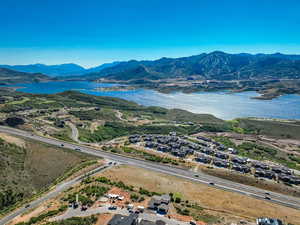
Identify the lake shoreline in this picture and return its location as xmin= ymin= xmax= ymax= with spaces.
xmin=2 ymin=80 xmax=300 ymax=120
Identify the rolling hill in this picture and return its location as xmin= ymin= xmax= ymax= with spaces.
xmin=0 ymin=63 xmax=86 ymax=77
xmin=0 ymin=68 xmax=53 ymax=84
xmin=0 ymin=134 xmax=94 ymax=212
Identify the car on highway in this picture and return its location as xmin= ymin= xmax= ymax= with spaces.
xmin=61 ymin=144 xmax=64 ymax=147
xmin=209 ymin=182 xmax=215 ymax=185
xmin=25 ymin=204 xmax=30 ymax=208
xmin=264 ymin=196 xmax=271 ymax=200
xmin=265 ymin=192 xmax=270 ymax=195
xmin=75 ymin=148 xmax=81 ymax=151
xmin=194 ymin=174 xmax=199 ymax=177
xmin=108 ymin=206 xmax=117 ymax=210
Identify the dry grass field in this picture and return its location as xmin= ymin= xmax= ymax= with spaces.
xmin=101 ymin=165 xmax=300 ymax=225
xmin=200 ymin=167 xmax=300 ymax=198
xmin=0 ymin=133 xmax=97 ymax=214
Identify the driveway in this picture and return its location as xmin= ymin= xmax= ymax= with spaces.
xmin=50 ymin=205 xmax=190 ymax=225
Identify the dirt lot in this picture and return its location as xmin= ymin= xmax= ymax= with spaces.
xmin=95 ymin=213 xmax=113 ymax=225
xmin=101 ymin=165 xmax=300 ymax=225
xmin=0 ymin=132 xmax=25 ymax=147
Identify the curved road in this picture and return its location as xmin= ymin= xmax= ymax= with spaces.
xmin=0 ymin=163 xmax=113 ymax=225
xmin=0 ymin=125 xmax=299 ymax=224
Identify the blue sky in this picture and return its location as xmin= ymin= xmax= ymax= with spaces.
xmin=1 ymin=0 xmax=300 ymax=68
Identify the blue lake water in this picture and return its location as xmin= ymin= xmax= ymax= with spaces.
xmin=2 ymin=81 xmax=300 ymax=120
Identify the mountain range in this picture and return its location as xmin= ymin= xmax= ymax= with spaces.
xmin=0 ymin=62 xmax=120 ymax=77
xmin=85 ymin=51 xmax=300 ymax=82
xmin=1 ymin=51 xmax=300 ymax=81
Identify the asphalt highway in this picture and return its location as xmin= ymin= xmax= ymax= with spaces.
xmin=0 ymin=125 xmax=299 ymax=224
xmin=0 ymin=163 xmax=113 ymax=225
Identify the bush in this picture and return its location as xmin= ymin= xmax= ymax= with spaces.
xmin=130 ymin=193 xmax=140 ymax=202
xmin=0 ymin=190 xmax=24 ymax=211
xmin=80 ymin=185 xmax=109 ymax=198
xmin=44 ymin=215 xmax=97 ymax=225
xmin=175 ymin=197 xmax=181 ymax=203
xmin=5 ymin=117 xmax=25 ymax=127
xmin=139 ymin=188 xmax=151 ymax=196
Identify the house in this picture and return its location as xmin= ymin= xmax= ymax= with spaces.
xmin=129 ymin=134 xmax=140 ymax=139
xmin=195 ymin=156 xmax=212 ymax=164
xmin=215 ymin=152 xmax=228 ymax=160
xmin=264 ymin=171 xmax=275 ymax=179
xmin=144 ymin=136 xmax=154 ymax=142
xmin=272 ymin=166 xmax=292 ymax=175
xmin=198 ymin=142 xmax=208 ymax=147
xmin=138 ymin=220 xmax=166 ymax=225
xmin=171 ymin=149 xmax=187 ymax=158
xmin=213 ymin=159 xmax=229 ymax=168
xmin=138 ymin=220 xmax=156 ymax=225
xmin=157 ymin=145 xmax=170 ymax=152
xmin=108 ymin=213 xmax=138 ymax=225
xmin=255 ymin=169 xmax=274 ymax=179
xmin=228 ymin=147 xmax=238 ymax=154
xmin=189 ymin=143 xmax=200 ymax=150
xmin=169 ymin=142 xmax=180 ymax=149
xmin=148 ymin=195 xmax=164 ymax=210
xmin=129 ymin=137 xmax=140 ymax=143
xmin=256 ymin=218 xmax=283 ymax=225
xmin=127 ymin=204 xmax=134 ymax=210
xmin=278 ymin=174 xmax=290 ymax=183
xmin=254 ymin=168 xmax=266 ymax=177
xmin=289 ymin=176 xmax=300 ymax=185
xmin=157 ymin=203 xmax=169 ymax=214
xmin=169 ymin=131 xmax=177 ymax=136
xmin=231 ymin=157 xmax=247 ymax=165
xmin=178 ymin=140 xmax=188 ymax=146
xmin=145 ymin=142 xmax=156 ymax=148
xmin=106 ymin=194 xmax=121 ymax=199
xmin=157 ymin=137 xmax=169 ymax=144
xmin=252 ymin=162 xmax=269 ymax=170
xmin=170 ymin=136 xmax=179 ymax=142
xmin=218 ymin=144 xmax=226 ymax=151
xmin=148 ymin=195 xmax=170 ymax=214
xmin=0 ymin=97 xmax=7 ymax=104
xmin=197 ymin=136 xmax=211 ymax=142
xmin=202 ymin=148 xmax=215 ymax=155
xmin=272 ymin=167 xmax=283 ymax=174
xmin=277 ymin=174 xmax=299 ymax=184
xmin=160 ymin=194 xmax=171 ymax=204
xmin=181 ymin=146 xmax=193 ymax=155
xmin=137 ymin=205 xmax=145 ymax=212
xmin=155 ymin=221 xmax=166 ymax=225
xmin=232 ymin=164 xmax=250 ymax=173
xmin=171 ymin=149 xmax=180 ymax=157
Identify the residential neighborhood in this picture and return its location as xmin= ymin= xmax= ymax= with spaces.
xmin=129 ymin=133 xmax=300 ymax=186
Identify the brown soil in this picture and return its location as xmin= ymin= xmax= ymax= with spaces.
xmin=0 ymin=132 xmax=25 ymax=147
xmin=95 ymin=213 xmax=113 ymax=225
xmin=101 ymin=165 xmax=300 ymax=225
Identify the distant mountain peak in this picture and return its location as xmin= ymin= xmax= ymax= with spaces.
xmin=0 ymin=62 xmax=115 ymax=77
xmin=210 ymin=50 xmax=226 ymax=55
